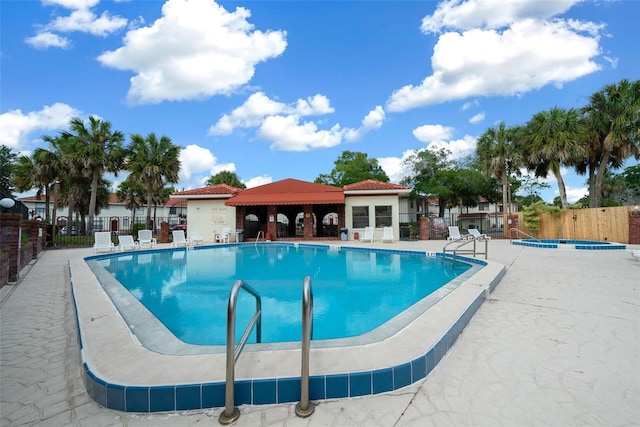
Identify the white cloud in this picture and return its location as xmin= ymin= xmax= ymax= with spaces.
xmin=28 ymin=0 xmax=126 ymax=49
xmin=257 ymin=116 xmax=343 ymax=152
xmin=211 ymin=92 xmax=382 ymax=151
xmin=564 ymin=186 xmax=588 ymax=204
xmin=469 ymin=112 xmax=485 ymax=123
xmin=387 ymin=1 xmax=603 ymax=112
xmin=25 ymin=32 xmax=70 ymax=49
xmin=603 ymin=56 xmax=618 ymax=69
xmin=98 ymin=0 xmax=287 ymax=104
xmin=244 ymin=175 xmax=272 ymax=188
xmin=412 ymin=124 xmax=454 ymax=142
xmin=420 ymin=0 xmax=580 ymax=33
xmin=344 ymin=106 xmax=385 ymax=142
xmin=460 ymin=100 xmax=478 ymax=111
xmin=0 ymin=103 xmax=81 ymax=149
xmin=48 ymin=8 xmax=128 ymax=36
xmin=209 ymin=92 xmax=333 ymax=135
xmin=377 ymin=149 xmax=417 ymax=184
xmin=178 ymin=144 xmax=234 ymax=182
xmin=426 ymin=135 xmax=477 ymax=159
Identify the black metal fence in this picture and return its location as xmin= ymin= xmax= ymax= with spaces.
xmin=399 ymin=212 xmax=507 ymax=240
xmin=0 ymin=192 xmax=28 ymax=219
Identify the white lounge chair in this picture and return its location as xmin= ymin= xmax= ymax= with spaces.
xmin=216 ymin=227 xmax=231 ymax=243
xmin=360 ymin=226 xmax=374 ymax=243
xmin=381 ymin=227 xmax=394 ymax=243
xmin=468 ymin=228 xmax=490 ymax=240
xmin=138 ymin=229 xmax=156 ymax=248
xmin=447 ymin=226 xmax=470 ymax=241
xmin=172 ymin=230 xmax=189 ymax=248
xmin=188 ymin=229 xmax=203 ymax=245
xmin=118 ymin=235 xmax=139 ymax=251
xmin=93 ymin=231 xmax=114 ymax=253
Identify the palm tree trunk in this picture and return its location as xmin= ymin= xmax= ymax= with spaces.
xmin=146 ymin=185 xmax=153 ymax=230
xmin=594 ymin=148 xmax=611 ymax=208
xmin=88 ymin=171 xmax=100 ymax=234
xmin=553 ymin=168 xmax=568 ymax=209
xmin=502 ymin=171 xmax=509 ymax=236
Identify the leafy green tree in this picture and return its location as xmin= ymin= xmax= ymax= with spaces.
xmin=206 ymin=171 xmax=246 ymax=189
xmin=476 ymin=122 xmax=523 ymax=218
xmin=578 ymin=79 xmax=640 ymax=207
xmin=0 ymin=145 xmax=17 ymax=197
xmin=517 ymin=175 xmax=551 ymax=208
xmin=619 ymin=164 xmax=640 ymax=204
xmin=126 ymin=133 xmax=181 ymax=228
xmin=61 ymin=117 xmax=125 ymax=234
xmin=315 ymin=151 xmax=389 ymax=187
xmin=523 ymin=107 xmax=586 ymax=208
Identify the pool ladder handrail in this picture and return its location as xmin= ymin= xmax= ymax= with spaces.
xmin=442 ymin=236 xmax=488 ymax=264
xmin=219 ymin=277 xmax=315 ymax=424
xmin=255 ymin=230 xmax=264 ymax=246
xmin=508 ymin=227 xmax=542 ymax=243
xmin=219 ymin=280 xmax=262 ymax=425
xmin=295 ymin=275 xmax=315 ymax=417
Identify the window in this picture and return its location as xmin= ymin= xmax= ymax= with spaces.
xmin=375 ymin=205 xmax=392 ymax=227
xmin=479 ymin=202 xmax=489 ymax=211
xmin=352 ymin=206 xmax=369 ymax=228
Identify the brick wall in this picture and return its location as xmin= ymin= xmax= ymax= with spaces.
xmin=629 ymin=211 xmax=640 ymax=244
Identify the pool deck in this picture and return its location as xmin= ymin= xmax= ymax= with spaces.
xmin=1 ymin=239 xmax=639 ymax=426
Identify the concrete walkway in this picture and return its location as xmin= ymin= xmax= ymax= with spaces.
xmin=1 ymin=241 xmax=639 ymax=426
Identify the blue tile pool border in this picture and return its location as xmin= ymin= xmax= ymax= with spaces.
xmin=74 ymin=243 xmax=496 ymax=413
xmin=511 ymin=239 xmax=626 ymax=250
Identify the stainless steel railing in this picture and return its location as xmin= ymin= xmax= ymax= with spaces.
xmin=295 ymin=275 xmax=314 ymax=417
xmin=508 ymin=227 xmax=542 ymax=243
xmin=219 ymin=280 xmax=262 ymax=425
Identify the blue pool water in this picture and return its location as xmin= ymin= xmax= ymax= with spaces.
xmin=95 ymin=244 xmax=472 ymax=346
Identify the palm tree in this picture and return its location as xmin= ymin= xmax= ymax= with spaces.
xmin=476 ymin=122 xmax=523 ymax=230
xmin=126 ymin=133 xmax=181 ymax=229
xmin=580 ymin=79 xmax=640 ymax=207
xmin=523 ymin=107 xmax=587 ymax=209
xmin=61 ymin=117 xmax=125 ymax=234
xmin=116 ymin=180 xmax=145 ymax=232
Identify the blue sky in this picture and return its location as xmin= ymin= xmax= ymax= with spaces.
xmin=2 ymin=0 xmax=639 ymax=203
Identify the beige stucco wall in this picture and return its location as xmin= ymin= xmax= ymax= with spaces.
xmin=344 ymin=194 xmax=401 ymax=241
xmin=185 ymin=199 xmax=237 ymax=243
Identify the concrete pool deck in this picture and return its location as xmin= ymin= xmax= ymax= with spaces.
xmin=1 ymin=239 xmax=639 ymax=426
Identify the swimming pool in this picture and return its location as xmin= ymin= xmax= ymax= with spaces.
xmin=92 ymin=244 xmax=474 ymax=347
xmin=512 ymin=239 xmax=626 ymax=250
xmin=72 ymin=242 xmax=505 ymax=412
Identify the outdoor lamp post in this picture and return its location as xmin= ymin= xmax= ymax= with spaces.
xmin=51 ymin=178 xmax=60 ymax=247
xmin=0 ymin=197 xmax=16 ymax=212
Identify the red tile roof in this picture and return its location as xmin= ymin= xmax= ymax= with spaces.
xmin=343 ymin=179 xmax=410 ymax=194
xmin=226 ymin=178 xmax=344 ymax=206
xmin=172 ymin=184 xmax=241 ymax=198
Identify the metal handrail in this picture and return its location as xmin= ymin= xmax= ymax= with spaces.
xmin=509 ymin=227 xmax=542 ymax=243
xmin=255 ymin=230 xmax=264 ymax=246
xmin=296 ymin=276 xmax=314 ymax=417
xmin=442 ymin=236 xmax=488 ymax=262
xmin=219 ymin=280 xmax=262 ymax=425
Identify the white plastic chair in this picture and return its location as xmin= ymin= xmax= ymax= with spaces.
xmin=138 ymin=229 xmax=157 ymax=248
xmin=468 ymin=228 xmax=490 ymax=240
xmin=381 ymin=227 xmax=394 ymax=243
xmin=117 ymin=235 xmax=139 ymax=251
xmin=447 ymin=226 xmax=470 ymax=241
xmin=360 ymin=226 xmax=374 ymax=243
xmin=216 ymin=227 xmax=231 ymax=243
xmin=93 ymin=232 xmax=114 ymax=253
xmin=172 ymin=230 xmax=189 ymax=248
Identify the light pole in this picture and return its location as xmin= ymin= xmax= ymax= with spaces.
xmin=51 ymin=178 xmax=60 ymax=247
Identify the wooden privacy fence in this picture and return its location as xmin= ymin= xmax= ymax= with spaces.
xmin=512 ymin=205 xmax=637 ymax=243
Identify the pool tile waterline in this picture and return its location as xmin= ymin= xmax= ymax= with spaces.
xmin=75 ymin=243 xmax=494 ymax=412
xmin=78 ymin=290 xmax=485 ymax=411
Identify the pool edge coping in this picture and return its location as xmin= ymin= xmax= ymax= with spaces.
xmin=71 ymin=243 xmax=506 ymax=412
